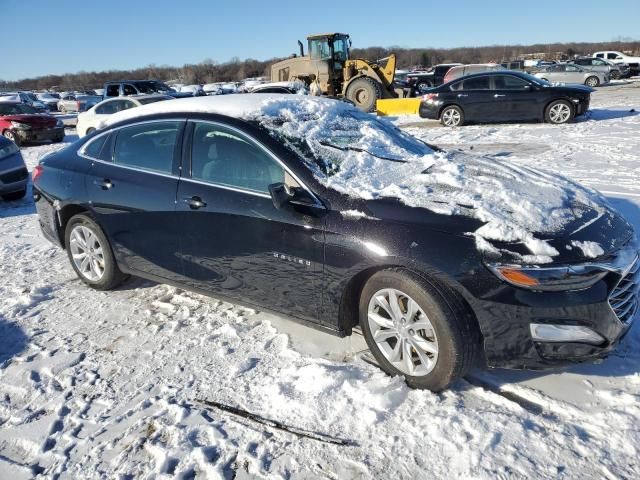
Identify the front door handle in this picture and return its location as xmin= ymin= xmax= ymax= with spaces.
xmin=94 ymin=178 xmax=113 ymax=190
xmin=183 ymin=196 xmax=207 ymax=210
xmin=457 ymin=93 xmax=468 ymax=98
xmin=494 ymin=94 xmax=506 ymax=98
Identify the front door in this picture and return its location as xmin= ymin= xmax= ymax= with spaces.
xmin=491 ymin=75 xmax=539 ymax=121
xmin=175 ymin=120 xmax=325 ymax=323
xmin=84 ymin=120 xmax=186 ymax=281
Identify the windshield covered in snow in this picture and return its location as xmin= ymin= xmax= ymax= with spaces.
xmin=253 ymin=101 xmax=434 ymax=175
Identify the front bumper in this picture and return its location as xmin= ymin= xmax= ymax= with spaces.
xmin=463 ymin=243 xmax=639 ymax=369
xmin=14 ymin=126 xmax=64 ymax=143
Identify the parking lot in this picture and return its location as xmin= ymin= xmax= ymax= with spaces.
xmin=0 ymin=79 xmax=638 ymax=478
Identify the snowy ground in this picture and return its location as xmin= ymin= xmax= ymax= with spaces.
xmin=1 ymin=81 xmax=639 ymax=479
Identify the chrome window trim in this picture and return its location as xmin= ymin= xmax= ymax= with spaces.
xmin=180 ymin=176 xmax=271 ymax=199
xmin=188 ymin=119 xmax=325 ymax=208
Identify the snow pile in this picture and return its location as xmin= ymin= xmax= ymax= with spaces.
xmin=105 ymin=94 xmax=613 ymax=263
xmin=571 ymin=240 xmax=605 ymax=258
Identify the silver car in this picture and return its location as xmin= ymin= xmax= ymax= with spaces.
xmin=534 ymin=64 xmax=608 ymax=87
xmin=57 ymin=94 xmax=102 ymax=113
xmin=0 ymin=135 xmax=28 ymax=201
xmin=571 ymin=57 xmax=626 ymax=80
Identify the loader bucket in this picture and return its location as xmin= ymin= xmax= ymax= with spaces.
xmin=376 ymin=98 xmax=422 ymax=116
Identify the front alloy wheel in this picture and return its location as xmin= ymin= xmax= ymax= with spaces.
xmin=367 ymin=288 xmax=438 ymax=376
xmin=545 ymin=100 xmax=574 ymax=124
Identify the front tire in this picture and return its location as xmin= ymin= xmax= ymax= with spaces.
xmin=545 ymin=100 xmax=574 ymax=124
xmin=440 ymin=105 xmax=464 ymax=126
xmin=359 ymin=269 xmax=480 ymax=391
xmin=610 ymin=70 xmax=620 ymax=80
xmin=345 ymin=77 xmax=382 ymax=112
xmin=65 ymin=214 xmax=127 ymax=290
xmin=416 ymin=81 xmax=432 ymax=94
xmin=585 ymin=76 xmax=600 ymax=87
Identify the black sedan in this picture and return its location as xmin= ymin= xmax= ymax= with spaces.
xmin=419 ymin=71 xmax=593 ymax=126
xmin=33 ymin=95 xmax=638 ymax=391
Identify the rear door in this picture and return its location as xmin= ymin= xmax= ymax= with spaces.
xmin=564 ymin=64 xmax=585 ymax=83
xmin=175 ymin=120 xmax=325 ymax=323
xmin=456 ymin=76 xmax=495 ymax=121
xmin=83 ymin=120 xmax=186 ymax=281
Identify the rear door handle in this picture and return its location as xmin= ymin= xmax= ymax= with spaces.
xmin=457 ymin=94 xmax=468 ymax=98
xmin=494 ymin=94 xmax=506 ymax=98
xmin=94 ymin=178 xmax=113 ymax=190
xmin=183 ymin=196 xmax=207 ymax=210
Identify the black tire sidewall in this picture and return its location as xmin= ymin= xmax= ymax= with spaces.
xmin=345 ymin=77 xmax=382 ymax=112
xmin=545 ymin=99 xmax=574 ymax=124
xmin=359 ymin=270 xmax=467 ymax=391
xmin=440 ymin=105 xmax=464 ymax=126
xmin=64 ymin=214 xmax=124 ymax=290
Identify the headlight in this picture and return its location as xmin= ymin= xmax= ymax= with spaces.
xmin=486 ymin=263 xmax=607 ymax=291
xmin=0 ymin=142 xmax=20 ymax=160
xmin=11 ymin=121 xmax=31 ymax=130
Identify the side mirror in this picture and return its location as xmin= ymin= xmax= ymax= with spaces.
xmin=268 ymin=182 xmax=292 ymax=209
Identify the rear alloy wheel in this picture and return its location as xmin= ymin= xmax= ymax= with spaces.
xmin=65 ymin=214 xmax=127 ymax=290
xmin=440 ymin=105 xmax=464 ymax=127
xmin=1 ymin=188 xmax=26 ymax=201
xmin=345 ymin=77 xmax=382 ymax=113
xmin=359 ymin=269 xmax=480 ymax=391
xmin=416 ymin=81 xmax=432 ymax=94
xmin=585 ymin=76 xmax=600 ymax=87
xmin=545 ymin=100 xmax=574 ymax=124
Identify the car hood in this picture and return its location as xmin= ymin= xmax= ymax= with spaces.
xmin=1 ymin=114 xmax=57 ymax=127
xmin=330 ymin=148 xmax=628 ymax=265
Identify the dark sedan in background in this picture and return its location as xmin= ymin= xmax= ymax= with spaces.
xmin=32 ymin=96 xmax=637 ymax=391
xmin=419 ymin=71 xmax=592 ymax=126
xmin=0 ymin=135 xmax=28 ymax=200
xmin=0 ymin=102 xmax=65 ymax=146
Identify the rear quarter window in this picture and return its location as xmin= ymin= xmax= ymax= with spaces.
xmin=82 ymin=133 xmax=114 ymax=162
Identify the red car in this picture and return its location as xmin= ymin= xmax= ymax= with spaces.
xmin=0 ymin=102 xmax=65 ymax=146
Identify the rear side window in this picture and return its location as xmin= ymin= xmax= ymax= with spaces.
xmin=113 ymin=121 xmax=182 ymax=174
xmin=82 ymin=133 xmax=114 ymax=161
xmin=494 ymin=75 xmax=529 ymax=90
xmin=106 ymin=84 xmax=119 ymax=97
xmin=189 ymin=122 xmax=284 ymax=194
xmin=462 ymin=77 xmax=491 ymax=90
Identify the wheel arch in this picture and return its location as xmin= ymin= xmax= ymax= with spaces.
xmin=543 ymin=96 xmax=574 ymax=120
xmin=57 ymin=204 xmax=92 ymax=248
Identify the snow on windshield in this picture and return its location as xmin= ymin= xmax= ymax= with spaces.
xmin=248 ymin=97 xmax=608 ymax=264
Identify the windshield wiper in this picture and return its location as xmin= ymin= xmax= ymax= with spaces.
xmin=318 ymin=141 xmax=407 ymax=163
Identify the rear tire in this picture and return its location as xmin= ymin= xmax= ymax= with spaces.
xmin=545 ymin=99 xmax=574 ymax=124
xmin=585 ymin=76 xmax=600 ymax=87
xmin=64 ymin=214 xmax=127 ymax=290
xmin=359 ymin=269 xmax=480 ymax=391
xmin=2 ymin=188 xmax=26 ymax=201
xmin=345 ymin=77 xmax=382 ymax=112
xmin=440 ymin=105 xmax=464 ymax=126
xmin=3 ymin=129 xmax=20 ymax=146
xmin=416 ymin=81 xmax=432 ymax=93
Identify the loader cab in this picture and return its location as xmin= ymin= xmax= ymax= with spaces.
xmin=307 ymin=33 xmax=351 ymax=94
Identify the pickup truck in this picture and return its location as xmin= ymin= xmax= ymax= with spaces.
xmin=593 ymin=51 xmax=639 ymax=76
xmin=406 ymin=64 xmax=462 ymax=94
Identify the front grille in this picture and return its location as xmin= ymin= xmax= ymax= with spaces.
xmin=609 ymin=257 xmax=640 ymax=324
xmin=0 ymin=167 xmax=28 ymax=184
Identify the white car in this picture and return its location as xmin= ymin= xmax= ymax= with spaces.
xmin=76 ymin=94 xmax=172 ymax=137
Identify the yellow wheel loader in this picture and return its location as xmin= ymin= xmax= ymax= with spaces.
xmin=270 ymin=33 xmax=398 ymax=112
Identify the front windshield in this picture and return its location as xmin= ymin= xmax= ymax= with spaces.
xmin=309 ymin=38 xmax=331 ymax=60
xmin=0 ymin=103 xmax=38 ymax=115
xmin=252 ymin=99 xmax=434 ymax=177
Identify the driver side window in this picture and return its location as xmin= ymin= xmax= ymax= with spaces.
xmin=190 ymin=122 xmax=284 ymax=194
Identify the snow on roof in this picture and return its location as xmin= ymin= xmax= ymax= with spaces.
xmin=104 ymin=94 xmax=609 ymax=264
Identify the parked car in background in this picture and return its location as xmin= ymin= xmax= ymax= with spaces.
xmin=36 ymin=92 xmax=61 ymax=111
xmin=179 ymin=85 xmax=206 ymax=96
xmin=58 ymin=94 xmax=102 ymax=113
xmin=419 ymin=71 xmax=592 ymax=126
xmin=3 ymin=92 xmax=50 ymax=112
xmin=0 ymin=134 xmax=28 ymax=201
xmin=32 ymin=95 xmax=637 ymax=391
xmin=248 ymin=82 xmax=307 ymax=94
xmin=534 ymin=64 xmax=607 ymax=87
xmin=501 ymin=60 xmax=526 ymax=71
xmin=76 ymin=94 xmax=173 ymax=137
xmin=407 ymin=64 xmax=462 ymax=93
xmin=443 ymin=64 xmax=506 ymax=84
xmin=0 ymin=101 xmax=65 ymax=146
xmin=572 ymin=57 xmax=626 ymax=80
xmin=593 ymin=51 xmax=640 ymax=75
xmin=203 ymin=83 xmax=223 ymax=95
xmin=103 ymin=80 xmax=192 ymax=99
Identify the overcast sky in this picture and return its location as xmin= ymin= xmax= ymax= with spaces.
xmin=2 ymin=0 xmax=639 ymax=81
